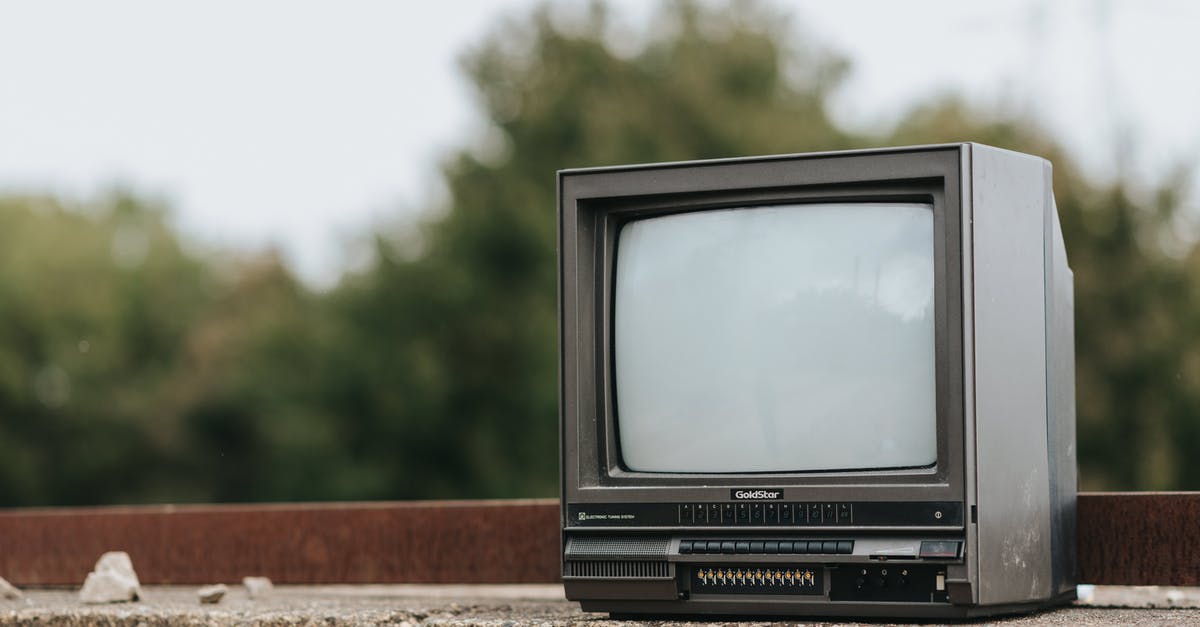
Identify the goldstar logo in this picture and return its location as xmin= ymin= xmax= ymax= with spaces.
xmin=730 ymin=489 xmax=783 ymax=500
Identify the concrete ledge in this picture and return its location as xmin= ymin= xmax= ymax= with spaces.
xmin=3 ymin=584 xmax=1200 ymax=626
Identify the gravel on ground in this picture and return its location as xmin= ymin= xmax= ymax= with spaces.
xmin=1 ymin=584 xmax=1198 ymax=626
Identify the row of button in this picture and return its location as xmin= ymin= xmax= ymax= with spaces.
xmin=678 ymin=502 xmax=852 ymax=525
xmin=680 ymin=539 xmax=854 ymax=555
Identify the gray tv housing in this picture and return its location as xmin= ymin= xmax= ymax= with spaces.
xmin=557 ymin=143 xmax=1076 ymax=619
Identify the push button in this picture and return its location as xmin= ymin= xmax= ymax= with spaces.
xmin=693 ymin=504 xmax=708 ymax=524
xmin=822 ymin=503 xmax=837 ymax=523
xmin=778 ymin=541 xmax=794 ymax=553
xmin=764 ymin=541 xmax=779 ymax=554
xmin=919 ymin=540 xmax=961 ymax=559
xmin=807 ymin=540 xmax=823 ymax=553
xmin=750 ymin=503 xmax=764 ymax=524
xmin=780 ymin=504 xmax=793 ymax=523
xmin=837 ymin=540 xmax=853 ymax=554
xmin=707 ymin=541 xmax=722 ymax=553
xmin=721 ymin=541 xmax=735 ymax=554
xmin=838 ymin=503 xmax=852 ymax=524
xmin=736 ymin=503 xmax=750 ymax=524
xmin=765 ymin=503 xmax=779 ymax=523
xmin=807 ymin=503 xmax=822 ymax=524
xmin=749 ymin=541 xmax=764 ymax=553
xmin=679 ymin=540 xmax=692 ymax=554
xmin=708 ymin=504 xmax=721 ymax=523
xmin=822 ymin=541 xmax=838 ymax=554
xmin=690 ymin=541 xmax=706 ymax=555
xmin=722 ymin=504 xmax=735 ymax=524
xmin=735 ymin=541 xmax=750 ymax=554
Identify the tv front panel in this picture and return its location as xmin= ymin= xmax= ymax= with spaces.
xmin=558 ymin=144 xmax=1076 ymax=619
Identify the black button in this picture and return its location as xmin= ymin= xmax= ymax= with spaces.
xmin=838 ymin=503 xmax=852 ymax=524
xmin=679 ymin=540 xmax=692 ymax=554
xmin=750 ymin=503 xmax=764 ymax=523
xmin=837 ymin=540 xmax=853 ymax=554
xmin=822 ymin=503 xmax=837 ymax=523
xmin=679 ymin=504 xmax=692 ymax=524
xmin=735 ymin=541 xmax=750 ymax=554
xmin=708 ymin=541 xmax=722 ymax=553
xmin=808 ymin=540 xmax=825 ymax=553
xmin=722 ymin=504 xmax=735 ymax=524
xmin=780 ymin=504 xmax=793 ymax=523
xmin=750 ymin=541 xmax=764 ymax=553
xmin=764 ymin=541 xmax=779 ymax=554
xmin=778 ymin=540 xmax=794 ymax=553
xmin=708 ymin=504 xmax=721 ymax=523
xmin=807 ymin=503 xmax=822 ymax=524
xmin=765 ymin=503 xmax=779 ymax=523
xmin=721 ymin=541 xmax=736 ymax=554
xmin=691 ymin=541 xmax=706 ymax=555
xmin=736 ymin=503 xmax=750 ymax=523
xmin=694 ymin=504 xmax=707 ymax=524
xmin=822 ymin=541 xmax=838 ymax=554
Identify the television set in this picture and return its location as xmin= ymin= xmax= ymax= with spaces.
xmin=557 ymin=143 xmax=1076 ymax=619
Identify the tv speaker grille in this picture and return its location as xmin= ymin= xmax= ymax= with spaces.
xmin=564 ymin=535 xmax=671 ymax=559
xmin=564 ymin=560 xmax=671 ymax=579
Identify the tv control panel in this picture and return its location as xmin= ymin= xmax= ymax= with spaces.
xmin=566 ymin=501 xmax=963 ymax=528
xmin=679 ymin=502 xmax=852 ymax=525
xmin=680 ymin=538 xmax=853 ymax=555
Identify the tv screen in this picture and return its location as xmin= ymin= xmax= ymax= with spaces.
xmin=614 ymin=202 xmax=937 ymax=473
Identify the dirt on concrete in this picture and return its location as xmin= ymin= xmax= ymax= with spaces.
xmin=1 ymin=584 xmax=1198 ymax=626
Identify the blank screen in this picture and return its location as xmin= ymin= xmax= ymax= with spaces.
xmin=614 ymin=203 xmax=936 ymax=473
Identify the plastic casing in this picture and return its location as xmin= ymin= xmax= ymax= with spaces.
xmin=557 ymin=143 xmax=1076 ymax=618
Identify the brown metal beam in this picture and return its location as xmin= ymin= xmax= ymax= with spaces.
xmin=1077 ymin=492 xmax=1200 ymax=586
xmin=0 ymin=499 xmax=561 ymax=586
xmin=0 ymin=493 xmax=1194 ymax=586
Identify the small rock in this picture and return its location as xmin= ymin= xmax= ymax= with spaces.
xmin=197 ymin=583 xmax=227 ymax=604
xmin=0 ymin=576 xmax=22 ymax=600
xmin=243 ymin=576 xmax=274 ymax=599
xmin=79 ymin=551 xmax=141 ymax=603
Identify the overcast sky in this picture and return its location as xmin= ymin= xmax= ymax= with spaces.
xmin=2 ymin=0 xmax=1198 ymax=286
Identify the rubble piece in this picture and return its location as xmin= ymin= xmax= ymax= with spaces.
xmin=0 ymin=576 xmax=22 ymax=600
xmin=243 ymin=576 xmax=274 ymax=599
xmin=198 ymin=583 xmax=228 ymax=604
xmin=79 ymin=551 xmax=141 ymax=604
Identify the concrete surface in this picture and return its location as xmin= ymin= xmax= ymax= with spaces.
xmin=1 ymin=584 xmax=1199 ymax=626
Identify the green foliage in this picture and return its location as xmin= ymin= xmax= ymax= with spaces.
xmin=0 ymin=1 xmax=1196 ymax=504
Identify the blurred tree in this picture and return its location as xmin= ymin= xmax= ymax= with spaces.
xmin=0 ymin=0 xmax=1196 ymax=505
xmin=0 ymin=192 xmax=214 ymax=504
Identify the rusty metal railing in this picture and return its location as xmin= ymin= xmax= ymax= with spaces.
xmin=0 ymin=493 xmax=1193 ymax=586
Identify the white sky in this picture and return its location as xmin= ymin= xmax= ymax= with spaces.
xmin=2 ymin=0 xmax=1199 ymax=287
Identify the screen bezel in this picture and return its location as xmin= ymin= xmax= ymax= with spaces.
xmin=560 ymin=147 xmax=965 ymax=506
xmin=608 ymin=198 xmax=942 ymax=475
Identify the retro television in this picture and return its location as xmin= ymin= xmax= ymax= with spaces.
xmin=557 ymin=143 xmax=1076 ymax=619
